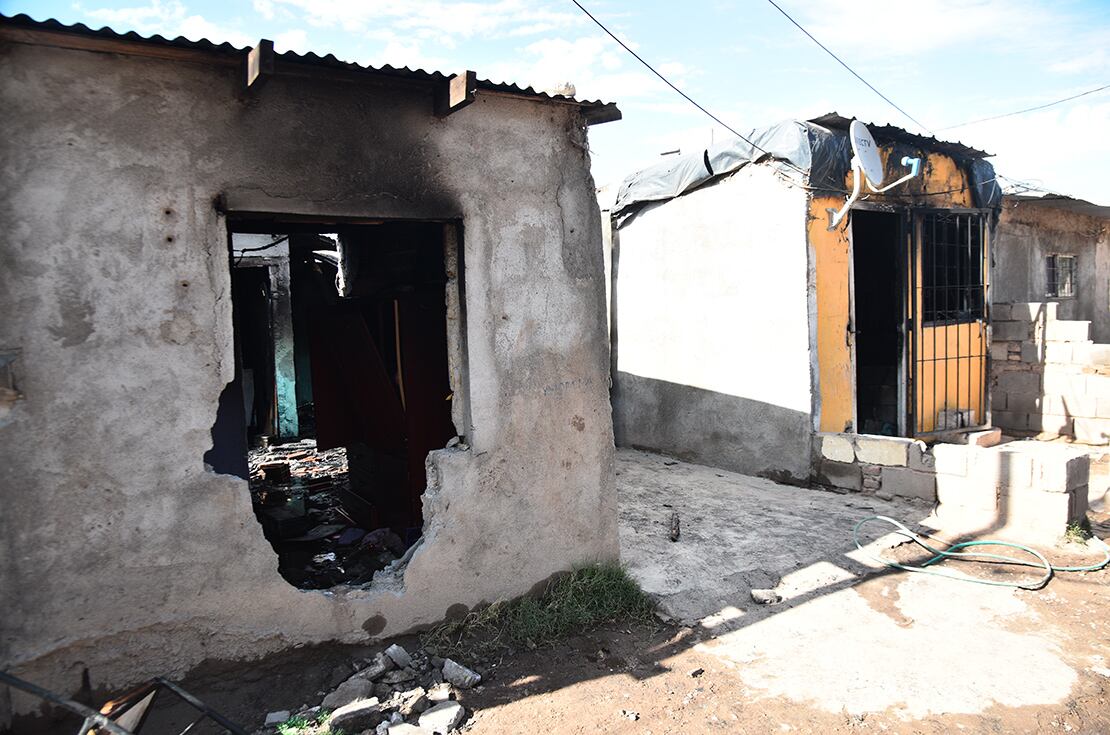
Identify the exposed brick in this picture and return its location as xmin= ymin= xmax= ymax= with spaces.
xmin=994 ymin=370 xmax=1041 ymax=396
xmin=990 ymin=342 xmax=1011 ymax=361
xmin=991 ymin=303 xmax=1012 ymax=321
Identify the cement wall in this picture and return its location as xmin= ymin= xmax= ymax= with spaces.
xmin=0 ymin=40 xmax=617 ymax=709
xmin=610 ymin=166 xmax=813 ymax=480
xmin=993 ymin=201 xmax=1110 ymax=342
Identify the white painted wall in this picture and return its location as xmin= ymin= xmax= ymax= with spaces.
xmin=612 ymin=165 xmax=814 ymax=478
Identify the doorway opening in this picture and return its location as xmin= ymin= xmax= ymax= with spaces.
xmin=852 ymin=210 xmax=903 ymax=436
xmin=226 ymin=220 xmax=459 ymax=589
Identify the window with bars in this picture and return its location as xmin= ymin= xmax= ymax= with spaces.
xmin=921 ymin=213 xmax=985 ymax=323
xmin=1046 ymin=254 xmax=1076 ymax=298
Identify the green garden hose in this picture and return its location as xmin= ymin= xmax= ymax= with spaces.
xmin=853 ymin=515 xmax=1110 ymax=590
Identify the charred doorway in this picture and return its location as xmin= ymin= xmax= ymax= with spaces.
xmin=226 ymin=222 xmax=458 ymax=589
xmin=851 ymin=210 xmax=905 ymax=436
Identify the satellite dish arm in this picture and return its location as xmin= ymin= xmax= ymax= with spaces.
xmin=866 ymin=156 xmax=922 ymax=193
xmin=827 ymin=157 xmax=863 ymax=231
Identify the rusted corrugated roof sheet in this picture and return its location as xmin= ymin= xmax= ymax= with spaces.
xmin=809 ymin=112 xmax=991 ymax=160
xmin=0 ymin=13 xmax=620 ymax=123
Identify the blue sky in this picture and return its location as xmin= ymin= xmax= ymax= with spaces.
xmin=5 ymin=0 xmax=1110 ymax=203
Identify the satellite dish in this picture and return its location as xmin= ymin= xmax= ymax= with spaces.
xmin=850 ymin=120 xmax=883 ymax=187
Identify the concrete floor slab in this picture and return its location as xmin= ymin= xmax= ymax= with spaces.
xmin=617 ymin=448 xmax=1108 ymax=719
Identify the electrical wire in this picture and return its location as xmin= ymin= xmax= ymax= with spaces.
xmin=853 ymin=515 xmax=1110 ymax=590
xmin=763 ymin=0 xmax=932 ymax=134
xmin=938 ymin=83 xmax=1110 ymax=132
xmin=567 ymin=0 xmax=810 ymax=179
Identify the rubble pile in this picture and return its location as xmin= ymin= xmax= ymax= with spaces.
xmin=247 ymin=439 xmax=408 ymax=589
xmin=260 ymin=644 xmax=483 ymax=735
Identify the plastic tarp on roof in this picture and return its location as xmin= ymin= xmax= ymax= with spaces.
xmin=611 ymin=119 xmax=1001 ymax=225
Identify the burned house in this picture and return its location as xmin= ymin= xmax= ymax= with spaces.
xmin=604 ymin=114 xmax=1090 ymax=540
xmin=606 ymin=114 xmax=1002 ymax=480
xmin=0 ymin=13 xmax=619 ymax=712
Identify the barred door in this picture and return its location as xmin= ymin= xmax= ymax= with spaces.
xmin=908 ymin=211 xmax=990 ymax=436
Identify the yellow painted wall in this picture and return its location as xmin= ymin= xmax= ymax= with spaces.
xmin=807 ymin=145 xmax=984 ymax=435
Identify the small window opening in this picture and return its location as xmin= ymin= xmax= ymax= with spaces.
xmin=1046 ymin=254 xmax=1076 ymax=298
xmin=922 ymin=213 xmax=984 ymax=324
xmin=226 ymin=221 xmax=458 ymax=590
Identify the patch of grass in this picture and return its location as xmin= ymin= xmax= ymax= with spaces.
xmin=1065 ymin=519 xmax=1092 ymax=543
xmin=422 ymin=563 xmax=655 ymax=655
xmin=277 ymin=712 xmax=339 ymax=735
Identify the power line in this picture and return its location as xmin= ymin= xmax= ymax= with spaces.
xmin=567 ymin=0 xmax=810 ymax=178
xmin=938 ymin=83 xmax=1110 ymax=131
xmin=763 ymin=0 xmax=932 ymax=134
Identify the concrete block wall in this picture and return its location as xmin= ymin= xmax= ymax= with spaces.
xmin=815 ymin=432 xmax=1089 ymax=542
xmin=992 ymin=302 xmax=1110 ymax=444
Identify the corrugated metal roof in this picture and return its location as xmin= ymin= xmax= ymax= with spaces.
xmin=809 ymin=112 xmax=991 ymax=160
xmin=0 ymin=13 xmax=619 ymax=121
xmin=1006 ymin=194 xmax=1110 ymax=219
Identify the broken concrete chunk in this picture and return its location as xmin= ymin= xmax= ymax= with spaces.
xmin=381 ymin=668 xmax=417 ymax=685
xmin=358 ymin=652 xmax=396 ymax=681
xmin=263 ymin=710 xmax=290 ymax=727
xmin=387 ymin=724 xmax=432 ymax=735
xmin=750 ymin=588 xmax=783 ymax=605
xmin=441 ymin=659 xmax=481 ymax=689
xmin=328 ymin=698 xmax=383 ymax=732
xmin=426 ymin=682 xmax=453 ymax=703
xmin=385 ymin=643 xmax=413 ymax=669
xmin=397 ymin=686 xmax=430 ymax=717
xmin=620 ymin=709 xmax=640 ymax=721
xmin=321 ymin=676 xmax=374 ymax=710
xmin=418 ymin=701 xmax=466 ymax=733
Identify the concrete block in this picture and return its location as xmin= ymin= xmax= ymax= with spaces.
xmin=820 ymin=433 xmax=855 ymax=463
xmin=985 ymin=446 xmax=1035 ymax=491
xmin=1074 ymin=417 xmax=1110 ymax=445
xmin=907 ymin=440 xmax=934 ymax=471
xmin=1002 ymin=391 xmax=1042 ymax=414
xmin=1086 ymin=375 xmax=1110 ymax=398
xmin=1005 ymin=489 xmax=1075 ymax=531
xmin=1070 ymin=342 xmax=1093 ymax=365
xmin=1043 ymin=393 xmax=1098 ymax=419
xmin=1008 ymin=302 xmax=1056 ymax=322
xmin=990 ymin=341 xmax=1011 ymax=361
xmin=992 ymin=320 xmax=1029 ymax=341
xmin=991 ymin=303 xmax=1012 ymax=321
xmin=936 ymin=472 xmax=999 ymax=512
xmin=1033 ymin=451 xmax=1090 ymax=493
xmin=1042 ymin=368 xmax=1085 ymax=396
xmin=1043 ymin=343 xmax=1073 ymax=363
xmin=817 ymin=460 xmax=862 ymax=492
xmin=1044 ymin=320 xmax=1091 ymax=343
xmin=992 ymin=392 xmax=1008 ymax=411
xmin=854 ymin=435 xmax=911 ymax=466
xmin=990 ymin=410 xmax=1026 ymax=431
xmin=966 ymin=428 xmax=1002 ymax=447
xmin=1087 ymin=343 xmax=1110 ymax=366
xmin=994 ymin=370 xmax=1041 ymax=396
xmin=880 ymin=466 xmax=936 ymax=501
xmin=932 ymin=443 xmax=970 ymax=476
xmin=1096 ymin=397 xmax=1110 ymax=416
xmin=1020 ymin=342 xmax=1044 ymax=363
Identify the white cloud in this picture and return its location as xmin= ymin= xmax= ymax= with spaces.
xmin=273 ymin=29 xmax=309 ymax=54
xmin=82 ymin=0 xmax=253 ymax=47
xmin=253 ymin=0 xmax=274 ymax=21
xmin=267 ymin=0 xmax=581 ymax=43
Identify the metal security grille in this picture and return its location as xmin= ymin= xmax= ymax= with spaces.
xmin=909 ymin=211 xmax=989 ymax=435
xmin=1046 ymin=253 xmax=1076 ymax=297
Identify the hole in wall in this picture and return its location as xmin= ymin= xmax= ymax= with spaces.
xmin=218 ymin=220 xmax=459 ymax=590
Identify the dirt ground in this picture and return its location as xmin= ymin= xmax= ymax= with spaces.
xmin=14 ymin=452 xmax=1110 ymax=734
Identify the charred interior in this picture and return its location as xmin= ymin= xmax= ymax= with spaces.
xmin=852 ymin=210 xmax=903 ymax=435
xmin=228 ymin=221 xmax=458 ymax=589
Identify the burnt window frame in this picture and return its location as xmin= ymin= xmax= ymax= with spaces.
xmin=1046 ymin=253 xmax=1077 ymax=299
